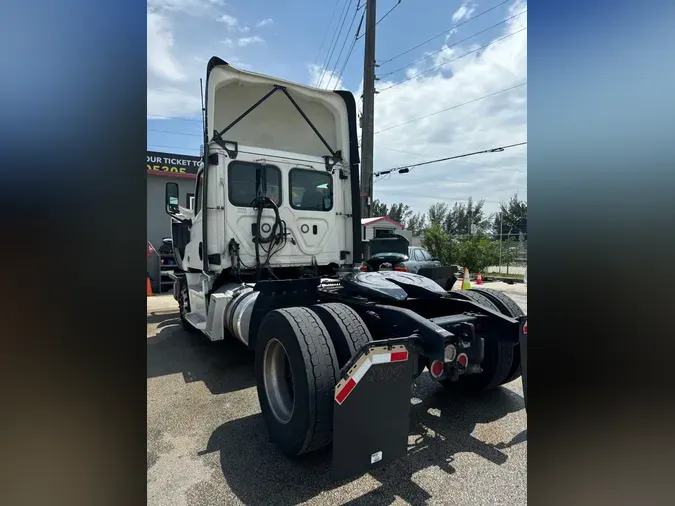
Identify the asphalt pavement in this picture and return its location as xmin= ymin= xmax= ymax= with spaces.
xmin=147 ymin=281 xmax=527 ymax=506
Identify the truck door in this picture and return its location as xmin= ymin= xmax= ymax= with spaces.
xmin=284 ymin=167 xmax=338 ymax=260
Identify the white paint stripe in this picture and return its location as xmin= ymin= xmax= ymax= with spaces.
xmin=371 ymin=353 xmax=391 ymax=365
xmin=352 ymin=358 xmax=372 ymax=383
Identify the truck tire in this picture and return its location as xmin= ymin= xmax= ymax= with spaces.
xmin=255 ymin=307 xmax=340 ymax=457
xmin=471 ymin=288 xmax=524 ymax=385
xmin=446 ymin=290 xmax=515 ymax=392
xmin=311 ymin=303 xmax=372 ymax=367
xmin=177 ymin=282 xmax=200 ymax=334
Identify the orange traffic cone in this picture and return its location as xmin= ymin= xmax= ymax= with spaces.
xmin=476 ymin=272 xmax=484 ymax=285
xmin=461 ymin=267 xmax=471 ymax=290
xmin=146 ymin=277 xmax=154 ymax=296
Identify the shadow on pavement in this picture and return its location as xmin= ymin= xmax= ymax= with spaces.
xmin=201 ymin=376 xmax=525 ymax=506
xmin=147 ymin=310 xmax=255 ymax=395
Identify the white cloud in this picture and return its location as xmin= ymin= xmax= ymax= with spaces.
xmin=452 ymin=2 xmax=476 ymax=24
xmin=221 ymin=38 xmax=234 ymax=47
xmin=148 ymin=0 xmax=224 ymax=16
xmin=218 ymin=13 xmax=250 ymax=33
xmin=237 ymin=36 xmax=265 ymax=47
xmin=366 ymin=1 xmax=527 ymax=216
xmin=147 ymin=88 xmax=201 ymax=119
xmin=256 ymin=18 xmax=273 ymax=28
xmin=147 ymin=12 xmax=185 ymax=81
xmin=307 ymin=64 xmax=345 ymax=90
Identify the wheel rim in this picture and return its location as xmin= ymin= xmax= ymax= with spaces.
xmin=263 ymin=338 xmax=295 ymax=424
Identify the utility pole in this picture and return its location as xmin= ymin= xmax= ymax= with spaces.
xmin=360 ymin=0 xmax=377 ymax=219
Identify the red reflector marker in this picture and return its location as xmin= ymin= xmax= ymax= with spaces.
xmin=457 ymin=353 xmax=468 ymax=368
xmin=335 ymin=378 xmax=357 ymax=405
xmin=394 ymin=266 xmax=408 ymax=272
xmin=429 ymin=360 xmax=444 ymax=378
xmin=523 ymin=321 xmax=527 ymax=335
xmin=390 ymin=351 xmax=408 ymax=362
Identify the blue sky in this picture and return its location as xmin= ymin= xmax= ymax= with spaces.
xmin=147 ymin=0 xmax=527 ymax=216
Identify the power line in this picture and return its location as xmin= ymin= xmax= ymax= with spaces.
xmin=334 ymin=11 xmax=366 ymax=90
xmin=379 ymin=0 xmax=513 ymax=64
xmin=376 ymin=145 xmax=519 ymax=170
xmin=317 ymin=0 xmax=353 ymax=88
xmin=148 ymin=129 xmax=201 ymax=137
xmin=379 ymin=9 xmax=526 ymax=78
xmin=330 ymin=1 xmax=364 ymax=90
xmin=379 ymin=27 xmax=527 ymax=92
xmin=147 ymin=144 xmax=200 ymax=152
xmin=376 ymin=0 xmax=402 ymax=25
xmin=312 ymin=0 xmax=341 ymax=69
xmin=374 ymin=141 xmax=527 ymax=177
xmin=375 ymin=81 xmax=527 ymax=134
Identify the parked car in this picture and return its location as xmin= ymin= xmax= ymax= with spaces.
xmin=363 ymin=236 xmax=457 ymax=289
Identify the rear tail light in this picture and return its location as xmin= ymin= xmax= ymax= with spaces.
xmin=394 ymin=265 xmax=408 ymax=272
xmin=429 ymin=360 xmax=444 ymax=378
xmin=523 ymin=321 xmax=527 ymax=335
xmin=359 ymin=263 xmax=368 ymax=272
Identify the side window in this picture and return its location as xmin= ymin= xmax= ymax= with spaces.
xmin=289 ymin=168 xmax=333 ymax=211
xmin=413 ymin=249 xmax=424 ymax=261
xmin=186 ymin=192 xmax=194 ymax=210
xmin=421 ymin=249 xmax=434 ymax=261
xmin=194 ymin=171 xmax=204 ymax=215
xmin=228 ymin=161 xmax=282 ymax=207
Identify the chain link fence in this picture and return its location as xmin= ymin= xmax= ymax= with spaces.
xmin=486 ymin=231 xmax=527 ymax=276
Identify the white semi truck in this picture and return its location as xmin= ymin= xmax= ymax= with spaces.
xmin=165 ymin=57 xmax=527 ymax=480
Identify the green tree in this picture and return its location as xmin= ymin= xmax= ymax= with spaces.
xmin=421 ymin=223 xmax=452 ymax=265
xmin=427 ymin=202 xmax=449 ymax=226
xmin=371 ymin=199 xmax=388 ymax=217
xmin=445 ymin=197 xmax=489 ymax=235
xmin=493 ymin=193 xmax=527 ymax=240
xmin=387 ymin=203 xmax=413 ymax=224
xmin=406 ymin=212 xmax=427 ymax=236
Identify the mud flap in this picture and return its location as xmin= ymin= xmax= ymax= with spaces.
xmin=332 ymin=343 xmax=417 ymax=481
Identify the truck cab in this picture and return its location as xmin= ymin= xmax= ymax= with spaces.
xmin=165 ymin=58 xmax=361 ymax=281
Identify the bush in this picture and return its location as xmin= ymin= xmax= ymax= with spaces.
xmin=450 ymin=234 xmax=505 ymax=273
xmin=421 ymin=223 xmax=452 ymax=265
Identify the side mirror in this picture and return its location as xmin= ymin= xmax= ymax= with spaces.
xmin=165 ymin=182 xmax=180 ymax=215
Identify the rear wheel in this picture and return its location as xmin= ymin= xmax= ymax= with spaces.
xmin=311 ymin=303 xmax=372 ymax=367
xmin=445 ymin=290 xmax=515 ymax=392
xmin=471 ymin=287 xmax=524 ymax=384
xmin=255 ymin=307 xmax=339 ymax=456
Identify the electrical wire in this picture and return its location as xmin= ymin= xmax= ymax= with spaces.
xmin=312 ymin=0 xmax=341 ymax=69
xmin=376 ymin=145 xmax=519 ymax=170
xmin=147 ymin=143 xmax=200 ymax=153
xmin=374 ymin=141 xmax=527 ymax=177
xmin=376 ymin=0 xmax=402 ymax=26
xmin=379 ymin=0 xmax=513 ymax=65
xmin=379 ymin=27 xmax=527 ymax=92
xmin=148 ymin=129 xmax=201 ymax=137
xmin=329 ymin=1 xmax=363 ymax=90
xmin=379 ymin=9 xmax=526 ymax=78
xmin=375 ymin=81 xmax=527 ymax=134
xmin=333 ymin=10 xmax=365 ymax=90
xmin=317 ymin=0 xmax=353 ymax=88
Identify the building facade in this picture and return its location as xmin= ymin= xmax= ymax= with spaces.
xmin=147 ymin=151 xmax=200 ymax=292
